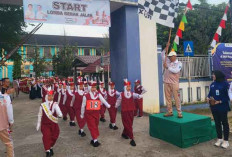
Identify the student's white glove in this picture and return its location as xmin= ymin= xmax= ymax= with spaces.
xmin=80 ymin=114 xmax=84 ymax=119
xmin=36 ymin=123 xmax=40 ymax=131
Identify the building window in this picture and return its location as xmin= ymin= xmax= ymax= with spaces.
xmin=84 ymin=48 xmax=90 ymax=56
xmin=179 ymin=88 xmax=183 ymax=103
xmin=44 ymin=47 xmax=52 ymax=58
xmin=27 ymin=46 xmax=35 ymax=59
xmin=205 ymin=86 xmax=209 ymax=100
xmin=96 ymin=49 xmax=102 ymax=56
xmin=188 ymin=87 xmax=192 ymax=102
xmin=197 ymin=87 xmax=201 ymax=101
xmin=24 ymin=65 xmax=30 ymax=70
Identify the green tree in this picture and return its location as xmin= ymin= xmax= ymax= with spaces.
xmin=30 ymin=47 xmax=47 ymax=78
xmin=12 ymin=53 xmax=22 ymax=79
xmin=157 ymin=1 xmax=231 ymax=55
xmin=0 ymin=4 xmax=26 ymax=57
xmin=52 ymin=45 xmax=76 ymax=77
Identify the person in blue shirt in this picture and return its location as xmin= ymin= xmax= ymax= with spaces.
xmin=207 ymin=70 xmax=230 ymax=149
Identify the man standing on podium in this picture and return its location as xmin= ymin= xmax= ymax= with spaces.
xmin=162 ymin=43 xmax=183 ymax=118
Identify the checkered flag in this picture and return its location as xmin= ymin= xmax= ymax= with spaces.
xmin=138 ymin=0 xmax=179 ymax=28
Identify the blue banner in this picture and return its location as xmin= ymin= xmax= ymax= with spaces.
xmin=212 ymin=43 xmax=232 ymax=82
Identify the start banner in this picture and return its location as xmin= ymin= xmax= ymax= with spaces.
xmin=23 ymin=0 xmax=111 ymax=27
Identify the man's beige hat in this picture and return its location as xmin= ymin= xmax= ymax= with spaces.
xmin=168 ymin=51 xmax=177 ymax=57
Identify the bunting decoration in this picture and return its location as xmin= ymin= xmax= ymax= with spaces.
xmin=171 ymin=0 xmax=192 ymax=52
xmin=210 ymin=3 xmax=230 ymax=48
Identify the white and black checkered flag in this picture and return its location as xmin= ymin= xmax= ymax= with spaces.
xmin=138 ymin=0 xmax=179 ymax=28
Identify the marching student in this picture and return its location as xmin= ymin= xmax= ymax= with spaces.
xmin=116 ymin=79 xmax=142 ymax=147
xmin=66 ymin=82 xmax=76 ymax=126
xmin=53 ymin=80 xmax=59 ymax=102
xmin=36 ymin=88 xmax=63 ymax=157
xmin=84 ymin=81 xmax=89 ymax=93
xmin=98 ymin=81 xmax=107 ymax=122
xmin=58 ymin=82 xmax=68 ymax=121
xmin=41 ymin=80 xmax=48 ymax=103
xmin=107 ymin=82 xmax=120 ymax=130
xmin=81 ymin=81 xmax=111 ymax=147
xmin=72 ymin=81 xmax=86 ymax=137
xmin=134 ymin=79 xmax=147 ymax=117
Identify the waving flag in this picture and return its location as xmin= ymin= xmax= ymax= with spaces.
xmin=138 ymin=0 xmax=179 ymax=28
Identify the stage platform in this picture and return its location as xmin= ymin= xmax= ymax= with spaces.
xmin=149 ymin=112 xmax=217 ymax=148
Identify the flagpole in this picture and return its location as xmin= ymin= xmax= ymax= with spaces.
xmin=163 ymin=28 xmax=172 ymax=75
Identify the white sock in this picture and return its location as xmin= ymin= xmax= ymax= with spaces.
xmin=112 ymin=123 xmax=116 ymax=127
xmin=46 ymin=150 xmax=50 ymax=152
xmin=93 ymin=139 xmax=98 ymax=143
xmin=80 ymin=129 xmax=84 ymax=133
xmin=72 ymin=121 xmax=75 ymax=123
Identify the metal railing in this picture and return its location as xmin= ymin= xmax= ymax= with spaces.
xmin=178 ymin=56 xmax=211 ymax=79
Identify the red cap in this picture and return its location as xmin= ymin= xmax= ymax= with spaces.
xmin=135 ymin=79 xmax=141 ymax=84
xmin=47 ymin=90 xmax=54 ymax=95
xmin=90 ymin=81 xmax=97 ymax=87
xmin=124 ymin=81 xmax=131 ymax=86
xmin=84 ymin=81 xmax=88 ymax=85
xmin=69 ymin=82 xmax=74 ymax=86
xmin=78 ymin=81 xmax=84 ymax=85
xmin=109 ymin=82 xmax=115 ymax=86
xmin=99 ymin=81 xmax=104 ymax=85
xmin=68 ymin=77 xmax=74 ymax=82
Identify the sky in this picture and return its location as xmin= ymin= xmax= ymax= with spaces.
xmin=25 ymin=0 xmax=228 ymax=38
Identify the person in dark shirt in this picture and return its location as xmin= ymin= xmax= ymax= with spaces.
xmin=207 ymin=70 xmax=230 ymax=149
xmin=2 ymin=78 xmax=10 ymax=94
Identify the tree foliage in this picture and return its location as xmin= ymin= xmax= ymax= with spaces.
xmin=0 ymin=4 xmax=26 ymax=56
xmin=157 ymin=1 xmax=231 ymax=55
xmin=12 ymin=53 xmax=22 ymax=79
xmin=29 ymin=47 xmax=46 ymax=78
xmin=52 ymin=45 xmax=76 ymax=77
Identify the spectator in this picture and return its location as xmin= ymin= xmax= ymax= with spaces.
xmin=207 ymin=70 xmax=230 ymax=149
xmin=0 ymin=90 xmax=14 ymax=157
xmin=2 ymin=78 xmax=10 ymax=94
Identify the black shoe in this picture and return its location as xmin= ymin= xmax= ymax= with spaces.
xmin=46 ymin=152 xmax=51 ymax=157
xmin=109 ymin=124 xmax=113 ymax=129
xmin=50 ymin=149 xmax=54 ymax=156
xmin=90 ymin=140 xmax=94 ymax=145
xmin=63 ymin=117 xmax=67 ymax=121
xmin=79 ymin=130 xmax=86 ymax=137
xmin=69 ymin=122 xmax=76 ymax=126
xmin=121 ymin=134 xmax=129 ymax=139
xmin=137 ymin=116 xmax=142 ymax=118
xmin=92 ymin=141 xmax=101 ymax=147
xmin=130 ymin=140 xmax=136 ymax=146
xmin=113 ymin=125 xmax=118 ymax=130
xmin=100 ymin=117 xmax=106 ymax=122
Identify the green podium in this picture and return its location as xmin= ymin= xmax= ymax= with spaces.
xmin=149 ymin=112 xmax=217 ymax=148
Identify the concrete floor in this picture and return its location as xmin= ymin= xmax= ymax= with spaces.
xmin=0 ymin=93 xmax=232 ymax=157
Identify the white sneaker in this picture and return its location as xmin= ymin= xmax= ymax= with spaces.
xmin=221 ymin=141 xmax=229 ymax=149
xmin=214 ymin=139 xmax=223 ymax=147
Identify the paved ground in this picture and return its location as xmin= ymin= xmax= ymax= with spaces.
xmin=0 ymin=93 xmax=232 ymax=157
